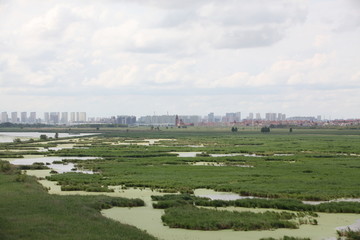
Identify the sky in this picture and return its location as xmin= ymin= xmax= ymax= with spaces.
xmin=0 ymin=0 xmax=359 ymax=119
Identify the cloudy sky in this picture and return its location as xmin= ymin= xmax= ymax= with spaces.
xmin=1 ymin=0 xmax=359 ymax=119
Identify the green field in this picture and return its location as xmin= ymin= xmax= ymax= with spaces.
xmin=42 ymin=128 xmax=360 ymax=200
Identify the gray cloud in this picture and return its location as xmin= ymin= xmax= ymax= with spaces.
xmin=215 ymin=26 xmax=284 ymax=49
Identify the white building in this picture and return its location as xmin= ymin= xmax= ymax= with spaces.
xmin=1 ymin=112 xmax=9 ymax=123
xmin=61 ymin=112 xmax=68 ymax=124
xmin=11 ymin=112 xmax=18 ymax=123
xmin=70 ymin=112 xmax=76 ymax=123
xmin=78 ymin=112 xmax=87 ymax=122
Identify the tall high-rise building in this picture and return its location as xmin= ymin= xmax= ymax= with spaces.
xmin=225 ymin=113 xmax=237 ymax=122
xmin=78 ymin=112 xmax=87 ymax=122
xmin=235 ymin=112 xmax=241 ymax=122
xmin=50 ymin=112 xmax=60 ymax=124
xmin=29 ymin=112 xmax=36 ymax=123
xmin=247 ymin=113 xmax=254 ymax=120
xmin=61 ymin=112 xmax=68 ymax=124
xmin=70 ymin=112 xmax=76 ymax=123
xmin=255 ymin=113 xmax=261 ymax=120
xmin=208 ymin=112 xmax=215 ymax=123
xmin=265 ymin=113 xmax=277 ymax=121
xmin=1 ymin=112 xmax=9 ymax=123
xmin=11 ymin=112 xmax=18 ymax=123
xmin=21 ymin=112 xmax=27 ymax=123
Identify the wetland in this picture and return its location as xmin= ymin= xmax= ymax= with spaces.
xmin=1 ymin=127 xmax=360 ymax=239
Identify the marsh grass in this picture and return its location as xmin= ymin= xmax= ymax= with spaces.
xmin=161 ymin=205 xmax=298 ymax=231
xmin=152 ymin=194 xmax=360 ymax=214
xmin=37 ymin=128 xmax=360 ymax=200
xmin=337 ymin=228 xmax=360 ymax=240
xmin=0 ymin=162 xmax=156 ymax=240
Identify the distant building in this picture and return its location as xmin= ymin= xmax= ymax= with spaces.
xmin=255 ymin=113 xmax=261 ymax=120
xmin=138 ymin=115 xmax=176 ymax=125
xmin=116 ymin=115 xmax=136 ymax=125
xmin=265 ymin=113 xmax=277 ymax=121
xmin=1 ymin=112 xmax=9 ymax=123
xmin=61 ymin=112 xmax=68 ymax=124
xmin=29 ymin=112 xmax=36 ymax=123
xmin=224 ymin=112 xmax=237 ymax=123
xmin=235 ymin=112 xmax=241 ymax=122
xmin=70 ymin=112 xmax=76 ymax=123
xmin=50 ymin=112 xmax=60 ymax=124
xmin=11 ymin=112 xmax=18 ymax=123
xmin=287 ymin=116 xmax=317 ymax=121
xmin=175 ymin=115 xmax=179 ymax=126
xmin=208 ymin=112 xmax=215 ymax=123
xmin=179 ymin=115 xmax=201 ymax=124
xmin=78 ymin=112 xmax=87 ymax=122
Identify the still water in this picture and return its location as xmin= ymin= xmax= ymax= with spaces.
xmin=0 ymin=132 xmax=97 ymax=143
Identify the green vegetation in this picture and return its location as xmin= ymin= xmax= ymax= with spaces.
xmin=161 ymin=205 xmax=302 ymax=231
xmin=1 ymin=127 xmax=360 ymax=238
xmin=42 ymin=130 xmax=360 ymax=200
xmin=0 ymin=161 xmax=156 ymax=240
xmin=1 ymin=128 xmax=355 ymax=200
xmin=337 ymin=229 xmax=360 ymax=240
xmin=152 ymin=194 xmax=360 ymax=213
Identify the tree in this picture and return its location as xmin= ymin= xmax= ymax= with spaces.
xmin=289 ymin=128 xmax=293 ymax=133
xmin=40 ymin=134 xmax=48 ymax=140
xmin=261 ymin=126 xmax=270 ymax=133
xmin=54 ymin=133 xmax=59 ymax=139
xmin=231 ymin=127 xmax=238 ymax=132
xmin=13 ymin=138 xmax=21 ymax=143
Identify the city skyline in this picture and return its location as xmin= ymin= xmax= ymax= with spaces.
xmin=1 ymin=1 xmax=359 ymax=119
xmin=1 ymin=110 xmax=346 ymax=124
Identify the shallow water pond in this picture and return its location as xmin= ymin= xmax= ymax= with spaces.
xmin=171 ymin=152 xmax=269 ymax=158
xmin=190 ymin=162 xmax=253 ymax=167
xmin=0 ymin=132 xmax=98 ymax=143
xmin=102 ymin=205 xmax=360 ymax=240
xmin=194 ymin=188 xmax=257 ymax=200
xmin=9 ymin=156 xmax=99 ymax=174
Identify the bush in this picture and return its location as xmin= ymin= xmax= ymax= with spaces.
xmin=161 ymin=205 xmax=299 ymax=231
xmin=337 ymin=228 xmax=360 ymax=240
xmin=0 ymin=161 xmax=12 ymax=173
xmin=40 ymin=134 xmax=48 ymax=140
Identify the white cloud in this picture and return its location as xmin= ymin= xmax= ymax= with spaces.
xmin=313 ymin=34 xmax=330 ymax=47
xmin=83 ymin=65 xmax=139 ymax=88
xmin=0 ymin=0 xmax=359 ymax=118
